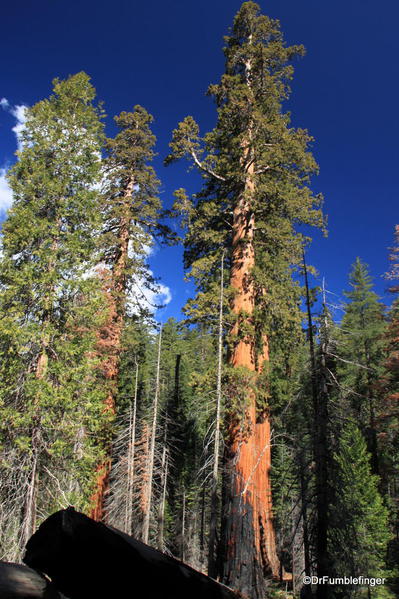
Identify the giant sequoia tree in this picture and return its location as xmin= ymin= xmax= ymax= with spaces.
xmin=90 ymin=106 xmax=166 ymax=520
xmin=0 ymin=73 xmax=107 ymax=558
xmin=166 ymin=2 xmax=323 ymax=595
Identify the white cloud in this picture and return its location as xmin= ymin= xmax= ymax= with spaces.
xmin=1 ymin=98 xmax=28 ymax=151
xmin=10 ymin=104 xmax=28 ymax=151
xmin=83 ymin=259 xmax=172 ymax=317
xmin=126 ymin=237 xmax=171 ymax=313
xmin=128 ymin=269 xmax=172 ymax=317
xmin=0 ymin=99 xmax=28 ymax=213
xmin=0 ymin=168 xmax=13 ymax=213
xmin=141 ymin=276 xmax=172 ymax=309
xmin=157 ymin=283 xmax=172 ymax=306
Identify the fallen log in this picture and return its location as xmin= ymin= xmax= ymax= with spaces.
xmin=24 ymin=507 xmax=242 ymax=599
xmin=0 ymin=561 xmax=62 ymax=598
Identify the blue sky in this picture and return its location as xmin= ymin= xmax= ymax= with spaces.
xmin=1 ymin=0 xmax=397 ymax=321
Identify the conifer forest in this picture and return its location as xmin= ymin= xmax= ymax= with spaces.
xmin=0 ymin=3 xmax=398 ymax=598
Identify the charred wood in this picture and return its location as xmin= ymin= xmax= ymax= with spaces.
xmin=24 ymin=507 xmax=243 ymax=599
xmin=0 ymin=561 xmax=63 ymax=599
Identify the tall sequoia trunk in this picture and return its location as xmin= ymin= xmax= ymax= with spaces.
xmin=90 ymin=177 xmax=135 ymax=521
xmin=221 ymin=132 xmax=279 ymax=596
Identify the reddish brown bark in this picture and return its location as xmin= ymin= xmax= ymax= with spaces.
xmin=90 ymin=179 xmax=134 ymax=521
xmin=255 ymin=335 xmax=280 ymax=578
xmin=222 ymin=156 xmax=279 ymax=596
xmin=89 ymin=283 xmax=119 ymax=521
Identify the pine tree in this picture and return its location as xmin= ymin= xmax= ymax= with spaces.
xmin=313 ymin=293 xmax=337 ymax=599
xmin=377 ymin=298 xmax=399 ymax=590
xmin=166 ymin=2 xmax=323 ymax=595
xmin=338 ymin=258 xmax=386 ymax=473
xmin=0 ymin=73 xmax=107 ymax=558
xmin=379 ymin=227 xmax=399 ymax=461
xmin=329 ymin=422 xmax=391 ymax=597
xmin=298 ymin=254 xmax=329 ymax=596
xmin=385 ymin=226 xmax=399 ymax=294
xmin=378 ymin=227 xmax=399 ymax=584
xmin=380 ymin=228 xmax=399 ymax=421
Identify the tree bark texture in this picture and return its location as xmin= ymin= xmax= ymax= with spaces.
xmin=125 ymin=360 xmax=139 ymax=535
xmin=221 ymin=148 xmax=279 ymax=597
xmin=90 ymin=178 xmax=135 ymax=521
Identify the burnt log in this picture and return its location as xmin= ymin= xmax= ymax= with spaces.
xmin=0 ymin=561 xmax=62 ymax=598
xmin=24 ymin=507 xmax=242 ymax=599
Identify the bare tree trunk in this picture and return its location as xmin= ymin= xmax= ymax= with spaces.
xmin=157 ymin=447 xmax=169 ymax=550
xmin=299 ymin=453 xmax=312 ymax=599
xmin=314 ymin=280 xmax=330 ymax=599
xmin=125 ymin=359 xmax=139 ymax=535
xmin=20 ymin=442 xmax=39 ymax=548
xmin=138 ymin=421 xmax=150 ymax=536
xmin=208 ymin=251 xmax=224 ymax=578
xmin=142 ymin=325 xmax=162 ymax=544
xmin=181 ymin=488 xmax=186 ymax=562
xmin=200 ymin=475 xmax=206 ymax=566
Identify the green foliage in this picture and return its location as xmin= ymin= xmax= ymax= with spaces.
xmin=0 ymin=73 xmax=108 ymax=554
xmin=166 ymin=5 xmax=325 ymax=587
xmin=338 ymin=258 xmax=386 ymax=404
xmin=385 ymin=226 xmax=399 ymax=292
xmin=166 ymin=1 xmax=324 ymax=417
xmin=378 ymin=299 xmax=399 ymax=465
xmin=329 ymin=422 xmax=391 ymax=596
xmin=222 ymin=364 xmax=257 ymax=423
xmin=102 ymin=104 xmax=168 ymax=318
xmin=377 ymin=298 xmax=399 ymax=586
xmin=336 ymin=258 xmax=386 ymax=476
xmin=0 ymin=9 xmax=394 ymax=592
